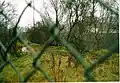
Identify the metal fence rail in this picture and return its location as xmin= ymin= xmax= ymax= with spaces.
xmin=0 ymin=0 xmax=119 ymax=82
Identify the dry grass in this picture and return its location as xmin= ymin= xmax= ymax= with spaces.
xmin=0 ymin=46 xmax=119 ymax=82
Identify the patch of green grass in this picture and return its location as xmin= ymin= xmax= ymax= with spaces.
xmin=0 ymin=47 xmax=119 ymax=82
xmin=85 ymin=49 xmax=119 ymax=81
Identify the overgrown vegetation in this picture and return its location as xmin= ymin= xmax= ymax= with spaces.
xmin=0 ymin=0 xmax=119 ymax=82
xmin=0 ymin=46 xmax=119 ymax=82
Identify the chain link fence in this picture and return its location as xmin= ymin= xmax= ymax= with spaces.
xmin=0 ymin=0 xmax=119 ymax=82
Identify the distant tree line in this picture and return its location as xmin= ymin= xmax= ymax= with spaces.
xmin=0 ymin=0 xmax=118 ymax=54
xmin=23 ymin=0 xmax=118 ymax=53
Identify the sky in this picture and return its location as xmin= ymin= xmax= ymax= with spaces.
xmin=5 ymin=0 xmax=55 ymax=27
xmin=4 ymin=0 xmax=119 ymax=27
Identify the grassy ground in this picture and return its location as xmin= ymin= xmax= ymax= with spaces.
xmin=0 ymin=45 xmax=119 ymax=82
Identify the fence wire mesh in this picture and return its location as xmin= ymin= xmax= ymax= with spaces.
xmin=0 ymin=0 xmax=119 ymax=82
